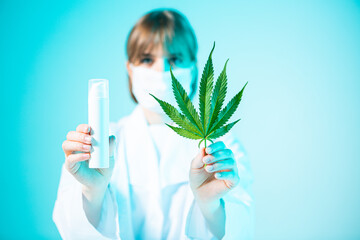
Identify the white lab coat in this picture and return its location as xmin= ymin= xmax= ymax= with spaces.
xmin=53 ymin=105 xmax=255 ymax=239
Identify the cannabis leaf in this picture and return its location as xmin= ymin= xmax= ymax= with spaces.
xmin=150 ymin=41 xmax=247 ymax=150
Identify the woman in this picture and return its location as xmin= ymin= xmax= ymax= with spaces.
xmin=53 ymin=8 xmax=254 ymax=240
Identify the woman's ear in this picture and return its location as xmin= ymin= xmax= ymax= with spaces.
xmin=189 ymin=63 xmax=198 ymax=100
xmin=126 ymin=60 xmax=133 ymax=79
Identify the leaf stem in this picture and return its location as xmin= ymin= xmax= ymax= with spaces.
xmin=204 ymin=138 xmax=207 ymax=168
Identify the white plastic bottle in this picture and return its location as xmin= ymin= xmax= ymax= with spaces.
xmin=88 ymin=79 xmax=109 ymax=168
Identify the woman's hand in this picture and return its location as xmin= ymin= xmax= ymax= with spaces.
xmin=189 ymin=141 xmax=240 ymax=205
xmin=62 ymin=123 xmax=116 ymax=194
xmin=189 ymin=141 xmax=239 ymax=239
xmin=62 ymin=123 xmax=116 ymax=227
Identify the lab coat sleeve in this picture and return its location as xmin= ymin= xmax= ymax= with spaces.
xmin=52 ymin=165 xmax=121 ymax=240
xmin=184 ymin=196 xmax=220 ymax=240
xmin=185 ymin=133 xmax=255 ymax=239
xmin=222 ymin=133 xmax=255 ymax=239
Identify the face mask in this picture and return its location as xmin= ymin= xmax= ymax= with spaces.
xmin=129 ymin=63 xmax=196 ymax=114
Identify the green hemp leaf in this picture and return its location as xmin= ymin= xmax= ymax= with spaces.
xmin=150 ymin=42 xmax=247 ymax=152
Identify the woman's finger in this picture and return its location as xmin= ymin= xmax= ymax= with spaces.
xmin=62 ymin=140 xmax=92 ymax=155
xmin=76 ymin=124 xmax=91 ymax=134
xmin=214 ymin=170 xmax=240 ymax=188
xmin=66 ymin=152 xmax=90 ymax=165
xmin=203 ymin=148 xmax=234 ymax=164
xmin=109 ymin=135 xmax=116 ymax=158
xmin=204 ymin=158 xmax=236 ymax=173
xmin=67 ymin=131 xmax=92 ymax=144
xmin=205 ymin=141 xmax=226 ymax=154
xmin=191 ymin=147 xmax=207 ymax=169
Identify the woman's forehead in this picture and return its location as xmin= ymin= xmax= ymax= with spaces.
xmin=143 ymin=42 xmax=191 ymax=59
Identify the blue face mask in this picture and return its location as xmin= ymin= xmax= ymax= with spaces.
xmin=129 ymin=63 xmax=196 ymax=114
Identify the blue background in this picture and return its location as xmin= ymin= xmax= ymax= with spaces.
xmin=1 ymin=0 xmax=360 ymax=239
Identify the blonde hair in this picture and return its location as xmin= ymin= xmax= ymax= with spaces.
xmin=126 ymin=8 xmax=198 ymax=103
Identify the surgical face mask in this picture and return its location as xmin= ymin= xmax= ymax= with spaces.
xmin=129 ymin=63 xmax=196 ymax=114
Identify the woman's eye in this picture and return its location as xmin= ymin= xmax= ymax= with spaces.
xmin=140 ymin=57 xmax=153 ymax=64
xmin=169 ymin=57 xmax=182 ymax=66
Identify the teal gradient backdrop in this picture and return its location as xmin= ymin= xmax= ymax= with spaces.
xmin=1 ymin=0 xmax=360 ymax=239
